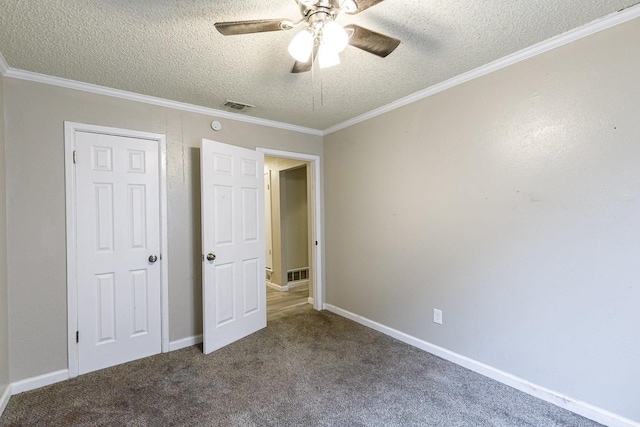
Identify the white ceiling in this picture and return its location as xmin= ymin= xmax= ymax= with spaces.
xmin=1 ymin=0 xmax=639 ymax=131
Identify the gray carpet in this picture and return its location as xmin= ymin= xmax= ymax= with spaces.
xmin=1 ymin=309 xmax=601 ymax=426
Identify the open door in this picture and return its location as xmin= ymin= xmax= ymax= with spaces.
xmin=201 ymin=139 xmax=266 ymax=354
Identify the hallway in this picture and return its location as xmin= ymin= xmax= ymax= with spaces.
xmin=266 ymin=285 xmax=311 ymax=322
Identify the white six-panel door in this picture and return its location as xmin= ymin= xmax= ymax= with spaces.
xmin=201 ymin=139 xmax=266 ymax=354
xmin=75 ymin=131 xmax=162 ymax=374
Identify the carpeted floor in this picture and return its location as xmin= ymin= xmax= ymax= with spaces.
xmin=0 ymin=309 xmax=602 ymax=426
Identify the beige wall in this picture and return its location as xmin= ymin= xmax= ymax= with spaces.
xmin=2 ymin=15 xmax=639 ymax=425
xmin=324 ymin=18 xmax=640 ymax=421
xmin=0 ymin=74 xmax=9 ymax=398
xmin=3 ymin=78 xmax=322 ymax=382
xmin=282 ymin=166 xmax=308 ymax=271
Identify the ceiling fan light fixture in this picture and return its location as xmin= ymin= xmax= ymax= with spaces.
xmin=288 ymin=28 xmax=315 ymax=62
xmin=214 ymin=0 xmax=399 ymax=74
xmin=318 ymin=45 xmax=340 ymax=69
xmin=322 ymin=20 xmax=348 ymax=53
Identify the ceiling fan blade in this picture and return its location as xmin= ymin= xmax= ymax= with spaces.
xmin=290 ymin=45 xmax=319 ymax=73
xmin=291 ymin=60 xmax=312 ymax=73
xmin=346 ymin=0 xmax=385 ymax=14
xmin=345 ymin=24 xmax=400 ymax=58
xmin=215 ymin=19 xmax=290 ymax=36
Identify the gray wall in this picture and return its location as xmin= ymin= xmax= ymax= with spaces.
xmin=3 ymin=78 xmax=322 ymax=382
xmin=0 ymin=73 xmax=9 ymax=397
xmin=323 ymin=18 xmax=640 ymax=421
xmin=283 ymin=166 xmax=308 ymax=271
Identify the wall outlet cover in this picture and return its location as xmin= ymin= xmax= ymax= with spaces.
xmin=434 ymin=308 xmax=443 ymax=325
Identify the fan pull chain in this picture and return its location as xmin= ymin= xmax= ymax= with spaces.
xmin=311 ymin=47 xmax=316 ymax=111
xmin=309 ymin=46 xmax=326 ymax=109
xmin=320 ymin=65 xmax=324 ymax=107
xmin=310 ymin=48 xmax=326 ymax=109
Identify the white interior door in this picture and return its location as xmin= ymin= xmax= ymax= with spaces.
xmin=75 ymin=131 xmax=162 ymax=374
xmin=201 ymin=139 xmax=266 ymax=354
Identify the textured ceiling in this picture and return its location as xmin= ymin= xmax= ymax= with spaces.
xmin=0 ymin=0 xmax=639 ymax=130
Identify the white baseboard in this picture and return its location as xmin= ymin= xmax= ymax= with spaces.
xmin=11 ymin=369 xmax=69 ymax=395
xmin=266 ymin=281 xmax=288 ymax=292
xmin=323 ymin=304 xmax=639 ymax=427
xmin=308 ymin=297 xmax=314 ymax=305
xmin=6 ymin=334 xmax=204 ymax=400
xmin=169 ymin=334 xmax=203 ymax=352
xmin=0 ymin=383 xmax=11 ymax=417
xmin=267 ymin=280 xmax=309 ymax=292
xmin=287 ymin=279 xmax=309 ymax=289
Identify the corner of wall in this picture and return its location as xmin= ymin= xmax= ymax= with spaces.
xmin=0 ymin=52 xmax=9 ymax=77
xmin=0 ymin=383 xmax=11 ymax=417
xmin=0 ymin=63 xmax=11 ymax=416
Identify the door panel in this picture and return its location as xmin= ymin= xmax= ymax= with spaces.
xmin=201 ymin=139 xmax=266 ymax=354
xmin=95 ymin=183 xmax=115 ymax=251
xmin=243 ymin=258 xmax=260 ymax=314
xmin=131 ymin=269 xmax=149 ymax=335
xmin=128 ymin=185 xmax=147 ymax=248
xmin=75 ymin=131 xmax=161 ymax=374
xmin=214 ymin=185 xmax=234 ymax=245
xmin=242 ymin=188 xmax=259 ymax=242
xmin=96 ymin=273 xmax=116 ymax=343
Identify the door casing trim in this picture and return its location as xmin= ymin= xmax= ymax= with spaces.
xmin=64 ymin=122 xmax=169 ymax=378
xmin=257 ymin=148 xmax=323 ymax=310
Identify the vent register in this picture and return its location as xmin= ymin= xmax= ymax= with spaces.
xmin=264 ymin=268 xmax=309 ymax=285
xmin=287 ymin=267 xmax=309 ymax=284
xmin=224 ymin=100 xmax=255 ymax=111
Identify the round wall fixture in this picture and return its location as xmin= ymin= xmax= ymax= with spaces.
xmin=211 ymin=120 xmax=222 ymax=131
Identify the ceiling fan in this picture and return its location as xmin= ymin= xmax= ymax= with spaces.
xmin=214 ymin=0 xmax=401 ymax=73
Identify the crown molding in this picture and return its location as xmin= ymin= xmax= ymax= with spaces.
xmin=2 ymin=3 xmax=639 ymax=137
xmin=323 ymin=4 xmax=640 ymax=135
xmin=0 ymin=52 xmax=9 ymax=76
xmin=1 ymin=65 xmax=323 ymax=136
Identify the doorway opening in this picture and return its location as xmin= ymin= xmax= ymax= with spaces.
xmin=201 ymin=143 xmax=322 ymax=353
xmin=258 ymin=149 xmax=323 ymax=322
xmin=264 ymin=157 xmax=310 ymax=321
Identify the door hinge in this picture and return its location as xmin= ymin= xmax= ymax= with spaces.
xmin=73 ymin=150 xmax=77 ymax=164
xmin=76 ymin=331 xmax=79 ymax=343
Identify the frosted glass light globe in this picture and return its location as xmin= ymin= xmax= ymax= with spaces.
xmin=288 ymin=29 xmax=314 ymax=62
xmin=318 ymin=45 xmax=340 ymax=69
xmin=322 ymin=20 xmax=348 ymax=53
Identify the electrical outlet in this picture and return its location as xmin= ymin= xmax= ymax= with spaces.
xmin=433 ymin=308 xmax=443 ymax=325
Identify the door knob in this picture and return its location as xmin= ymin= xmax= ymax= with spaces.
xmin=148 ymin=255 xmax=158 ymax=263
xmin=206 ymin=253 xmax=216 ymax=261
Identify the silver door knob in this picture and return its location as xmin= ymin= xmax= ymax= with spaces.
xmin=206 ymin=253 xmax=216 ymax=261
xmin=148 ymin=255 xmax=158 ymax=263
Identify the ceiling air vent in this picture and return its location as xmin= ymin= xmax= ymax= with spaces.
xmin=224 ymin=100 xmax=255 ymax=111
